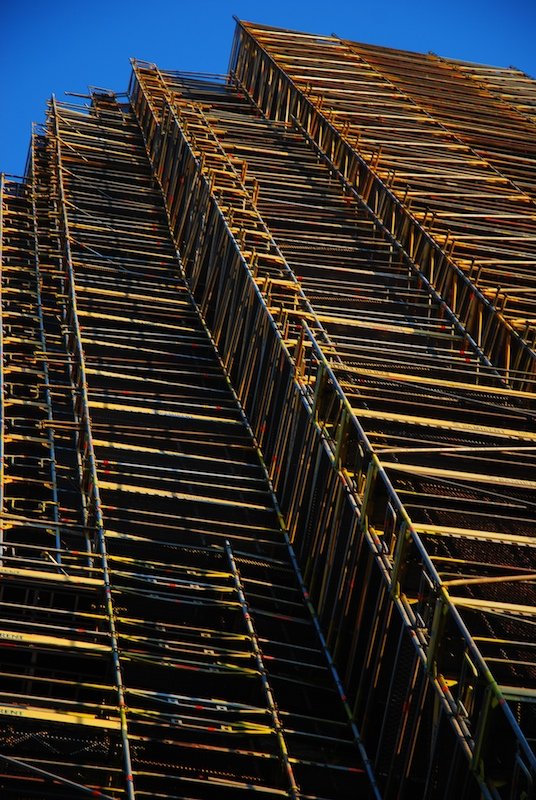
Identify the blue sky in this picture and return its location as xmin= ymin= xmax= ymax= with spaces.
xmin=2 ymin=0 xmax=535 ymax=177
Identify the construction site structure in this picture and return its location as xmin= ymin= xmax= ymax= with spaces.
xmin=0 ymin=18 xmax=536 ymax=800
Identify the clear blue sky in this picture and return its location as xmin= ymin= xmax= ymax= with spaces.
xmin=2 ymin=0 xmax=535 ymax=177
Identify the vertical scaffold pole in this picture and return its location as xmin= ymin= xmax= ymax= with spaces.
xmin=225 ymin=539 xmax=301 ymax=799
xmin=29 ymin=132 xmax=62 ymax=564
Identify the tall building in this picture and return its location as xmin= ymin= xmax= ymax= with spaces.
xmin=0 ymin=18 xmax=535 ymax=800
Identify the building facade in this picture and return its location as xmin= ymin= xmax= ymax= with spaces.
xmin=0 ymin=19 xmax=535 ymax=800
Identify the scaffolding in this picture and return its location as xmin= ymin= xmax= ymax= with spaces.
xmin=0 ymin=89 xmax=377 ymax=798
xmin=231 ymin=21 xmax=536 ymax=381
xmin=0 ymin=18 xmax=535 ymax=800
xmin=129 ymin=27 xmax=536 ymax=798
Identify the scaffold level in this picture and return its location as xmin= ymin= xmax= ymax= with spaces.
xmin=1 ymin=18 xmax=536 ymax=800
